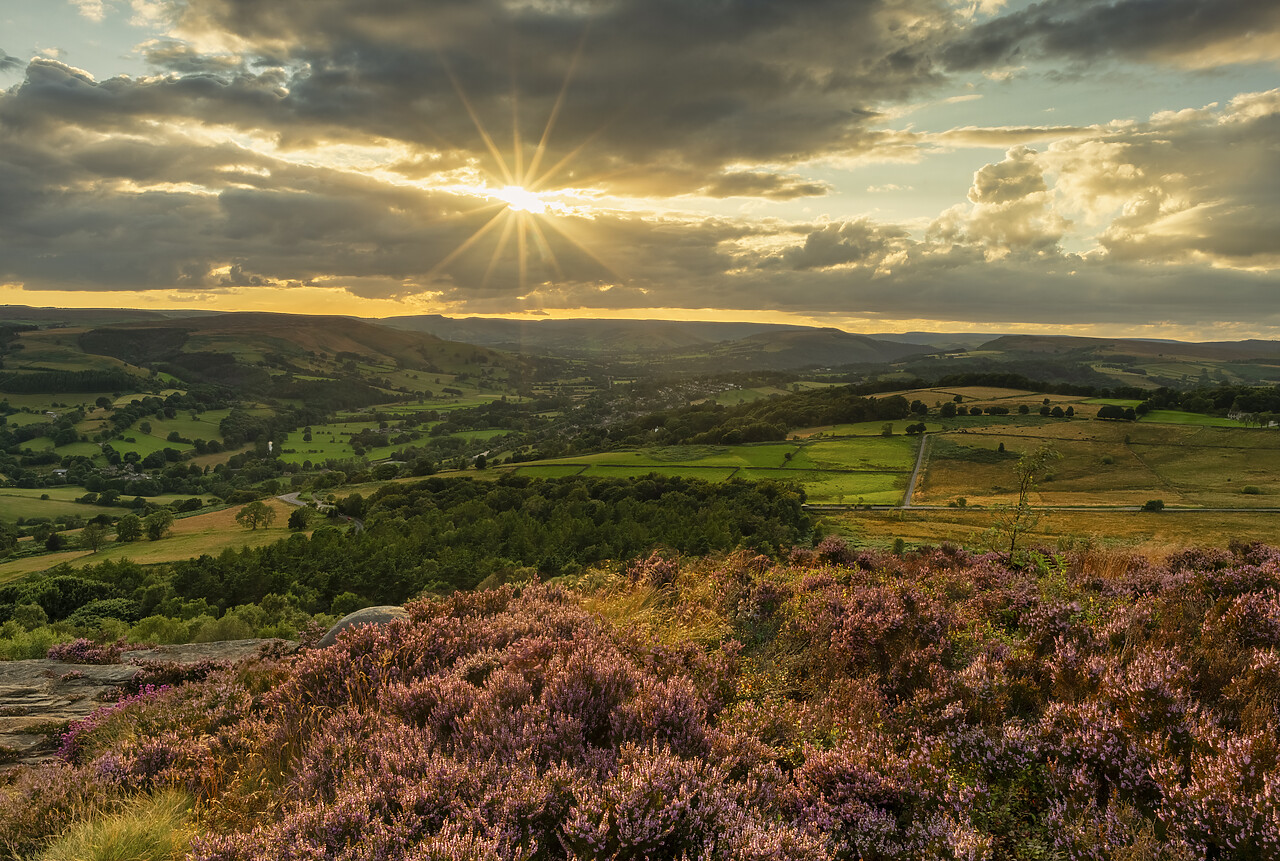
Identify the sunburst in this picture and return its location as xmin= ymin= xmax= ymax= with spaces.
xmin=424 ymin=35 xmax=624 ymax=296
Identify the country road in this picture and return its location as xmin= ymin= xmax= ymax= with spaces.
xmin=276 ymin=492 xmax=364 ymax=533
xmin=901 ymin=433 xmax=929 ymax=508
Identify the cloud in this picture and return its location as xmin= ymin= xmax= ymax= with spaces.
xmin=69 ymin=0 xmax=110 ymax=23
xmin=1045 ymin=89 xmax=1280 ymax=268
xmin=771 ymin=220 xmax=909 ymax=271
xmin=929 ymin=145 xmax=1068 ymax=256
xmin=697 ymin=171 xmax=830 ymax=200
xmin=1 ymin=5 xmax=1278 ymax=333
xmin=147 ymin=0 xmax=962 ymax=192
xmin=943 ymin=0 xmax=1280 ymax=70
xmin=0 ymin=50 xmax=24 ymax=74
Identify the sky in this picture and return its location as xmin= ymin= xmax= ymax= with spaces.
xmin=0 ymin=0 xmax=1278 ymax=338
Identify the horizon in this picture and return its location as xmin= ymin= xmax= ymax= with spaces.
xmin=1 ymin=1 xmax=1278 ymax=338
xmin=3 ymin=301 xmax=1277 ymax=346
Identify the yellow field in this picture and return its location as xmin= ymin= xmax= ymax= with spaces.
xmin=916 ymin=421 xmax=1280 ymax=508
xmin=0 ymin=499 xmax=298 ymax=580
xmin=835 ymin=508 xmax=1280 ymax=554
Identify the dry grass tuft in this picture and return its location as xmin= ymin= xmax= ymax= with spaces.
xmin=39 ymin=789 xmax=193 ymax=861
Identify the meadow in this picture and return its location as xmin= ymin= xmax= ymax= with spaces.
xmin=0 ymin=499 xmax=295 ymax=582
xmin=505 ymin=435 xmax=922 ymax=504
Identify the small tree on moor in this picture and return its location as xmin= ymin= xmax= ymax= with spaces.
xmin=988 ymin=444 xmax=1061 ymax=553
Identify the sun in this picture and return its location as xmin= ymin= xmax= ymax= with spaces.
xmin=492 ymin=185 xmax=548 ymax=214
xmin=425 ymin=38 xmax=623 ymax=293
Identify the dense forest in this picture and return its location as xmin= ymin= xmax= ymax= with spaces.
xmin=0 ymin=475 xmax=811 ymax=648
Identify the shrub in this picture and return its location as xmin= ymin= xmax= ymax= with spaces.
xmin=1242 ymin=485 xmax=1263 ymax=495
xmin=1142 ymin=499 xmax=1165 ymax=511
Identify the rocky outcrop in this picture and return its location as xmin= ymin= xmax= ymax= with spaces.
xmin=0 ymin=639 xmax=294 ymax=771
xmin=317 ymin=606 xmax=408 ymax=647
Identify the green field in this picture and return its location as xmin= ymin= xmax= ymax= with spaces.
xmin=0 ymin=489 xmax=132 ymax=521
xmin=741 ymin=468 xmax=905 ymax=504
xmin=1139 ymin=410 xmax=1246 ymax=427
xmin=501 ymin=437 xmax=921 ymax=503
xmin=579 ymin=465 xmax=741 ymax=482
xmin=707 ymin=386 xmax=791 ymax=406
xmin=797 ymin=420 xmax=944 ymax=437
xmin=512 ymin=465 xmax=589 ymax=478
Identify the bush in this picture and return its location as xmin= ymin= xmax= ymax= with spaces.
xmin=1242 ymin=485 xmax=1263 ymax=495
xmin=1142 ymin=499 xmax=1165 ymax=511
xmin=127 ymin=615 xmax=191 ymax=645
xmin=0 ymin=622 xmax=66 ymax=660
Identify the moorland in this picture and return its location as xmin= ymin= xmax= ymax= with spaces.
xmin=1 ymin=305 xmax=1278 ymax=858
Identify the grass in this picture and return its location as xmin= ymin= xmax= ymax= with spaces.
xmin=451 ymin=429 xmax=511 ymax=442
xmin=836 ymin=508 xmax=1280 ymax=553
xmin=579 ymin=465 xmax=741 ymax=481
xmin=0 ymin=490 xmax=132 ymax=521
xmin=38 ymin=790 xmax=193 ymax=861
xmin=0 ymin=499 xmax=298 ymax=579
xmin=501 ymin=438 xmax=918 ymax=502
xmin=914 ymin=422 xmax=1280 ymax=509
xmin=1140 ymin=410 xmax=1246 ymax=427
xmin=742 ymin=468 xmax=905 ymax=504
xmin=706 ymin=386 xmax=791 ymax=406
xmin=511 ymin=465 xmax=589 ymax=478
xmin=793 ymin=420 xmax=943 ymax=438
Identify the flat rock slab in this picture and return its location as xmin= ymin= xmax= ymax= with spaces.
xmin=0 ymin=638 xmax=294 ymax=771
xmin=318 ymin=606 xmax=409 ymax=647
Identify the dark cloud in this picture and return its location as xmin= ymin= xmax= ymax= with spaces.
xmin=771 ymin=220 xmax=907 ymax=270
xmin=153 ymin=0 xmax=958 ymax=188
xmin=0 ymin=50 xmax=23 ymax=74
xmin=698 ymin=171 xmax=830 ymax=200
xmin=944 ymin=0 xmax=1280 ymax=70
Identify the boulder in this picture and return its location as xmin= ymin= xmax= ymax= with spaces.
xmin=318 ymin=606 xmax=409 ymax=647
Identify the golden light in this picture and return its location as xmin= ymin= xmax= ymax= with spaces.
xmin=492 ymin=185 xmax=548 ymax=214
xmin=425 ymin=35 xmax=625 ymax=295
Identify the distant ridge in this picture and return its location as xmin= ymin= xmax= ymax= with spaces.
xmin=379 ymin=315 xmax=933 ymax=370
xmin=979 ymin=334 xmax=1280 ymax=361
xmin=0 ymin=305 xmax=221 ymax=326
xmin=378 ymin=315 xmax=800 ymax=354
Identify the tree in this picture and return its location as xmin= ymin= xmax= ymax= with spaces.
xmin=288 ymin=507 xmax=314 ymax=531
xmin=144 ymin=509 xmax=174 ymax=541
xmin=116 ymin=513 xmax=142 ymax=542
xmin=79 ymin=522 xmax=110 ymax=552
xmin=988 ymin=445 xmax=1061 ymax=553
xmin=236 ymin=500 xmax=277 ymax=531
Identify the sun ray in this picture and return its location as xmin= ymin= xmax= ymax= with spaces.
xmin=525 ymin=216 xmax=564 ymax=281
xmin=510 ymin=47 xmax=525 ymax=186
xmin=537 ymin=215 xmax=626 ymax=283
xmin=425 ymin=207 xmax=508 ymax=282
xmin=481 ymin=211 xmax=518 ymax=288
xmin=440 ymin=59 xmax=517 ymax=187
xmin=517 ymin=213 xmax=530 ymax=295
xmin=526 ymin=120 xmax=617 ymax=193
xmin=525 ymin=27 xmax=589 ymax=186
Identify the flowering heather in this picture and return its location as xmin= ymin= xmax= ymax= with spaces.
xmin=46 ymin=637 xmax=126 ymax=665
xmin=4 ymin=541 xmax=1280 ymax=859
